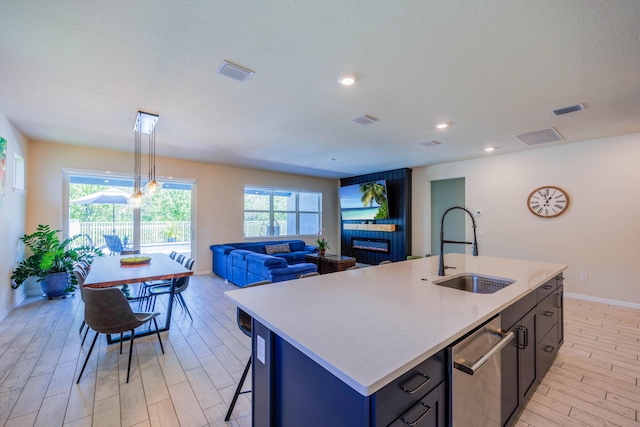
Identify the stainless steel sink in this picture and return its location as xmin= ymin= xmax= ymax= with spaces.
xmin=433 ymin=274 xmax=515 ymax=294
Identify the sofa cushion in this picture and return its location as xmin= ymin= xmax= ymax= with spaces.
xmin=288 ymin=241 xmax=306 ymax=252
xmin=265 ymin=243 xmax=291 ymax=255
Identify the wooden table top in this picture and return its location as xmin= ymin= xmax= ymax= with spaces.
xmin=84 ymin=253 xmax=193 ymax=288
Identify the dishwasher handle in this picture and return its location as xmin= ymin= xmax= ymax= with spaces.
xmin=453 ymin=330 xmax=515 ymax=376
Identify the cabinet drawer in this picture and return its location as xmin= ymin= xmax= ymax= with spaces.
xmin=502 ymin=291 xmax=536 ymax=331
xmin=536 ymin=278 xmax=557 ymax=302
xmin=536 ymin=292 xmax=558 ymax=343
xmin=374 ymin=350 xmax=445 ymax=426
xmin=388 ymin=381 xmax=446 ymax=427
xmin=537 ymin=323 xmax=559 ymax=378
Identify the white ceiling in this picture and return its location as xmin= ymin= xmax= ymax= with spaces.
xmin=1 ymin=1 xmax=639 ymax=179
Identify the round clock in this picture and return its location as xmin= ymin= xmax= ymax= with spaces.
xmin=527 ymin=186 xmax=569 ymax=218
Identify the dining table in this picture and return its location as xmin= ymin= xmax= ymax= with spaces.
xmin=84 ymin=253 xmax=193 ymax=343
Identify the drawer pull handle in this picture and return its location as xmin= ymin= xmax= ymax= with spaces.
xmin=556 ymin=276 xmax=565 ymax=282
xmin=401 ymin=373 xmax=431 ymax=394
xmin=544 ymin=345 xmax=555 ymax=353
xmin=542 ymin=284 xmax=553 ymax=290
xmin=402 ymin=402 xmax=432 ymax=426
xmin=543 ymin=311 xmax=554 ymax=317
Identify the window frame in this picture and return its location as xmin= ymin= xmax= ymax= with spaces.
xmin=244 ymin=186 xmax=322 ymax=239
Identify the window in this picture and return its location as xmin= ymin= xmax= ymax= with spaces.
xmin=244 ymin=186 xmax=322 ymax=238
xmin=13 ymin=154 xmax=25 ymax=191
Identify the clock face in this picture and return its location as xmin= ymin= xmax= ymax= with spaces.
xmin=527 ymin=186 xmax=569 ymax=218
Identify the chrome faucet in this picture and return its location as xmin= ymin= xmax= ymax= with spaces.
xmin=439 ymin=206 xmax=479 ymax=276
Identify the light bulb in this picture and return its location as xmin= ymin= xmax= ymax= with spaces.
xmin=143 ymin=180 xmax=162 ymax=197
xmin=128 ymin=190 xmax=145 ymax=208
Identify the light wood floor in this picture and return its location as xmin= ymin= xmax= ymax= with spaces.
xmin=0 ymin=275 xmax=638 ymax=426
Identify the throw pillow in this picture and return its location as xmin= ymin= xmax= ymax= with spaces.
xmin=265 ymin=243 xmax=291 ymax=255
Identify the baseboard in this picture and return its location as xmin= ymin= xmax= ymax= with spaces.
xmin=0 ymin=291 xmax=28 ymax=322
xmin=565 ymin=292 xmax=640 ymax=310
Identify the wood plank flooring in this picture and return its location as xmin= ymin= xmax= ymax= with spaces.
xmin=0 ymin=275 xmax=638 ymax=426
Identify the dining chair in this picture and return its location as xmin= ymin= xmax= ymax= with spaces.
xmin=175 ymin=254 xmax=185 ymax=265
xmin=103 ymin=234 xmax=124 ymax=255
xmin=76 ymin=287 xmax=164 ymax=384
xmin=138 ymin=256 xmax=194 ymax=302
xmin=145 ymin=257 xmax=195 ymax=321
xmin=169 ymin=251 xmax=177 ymax=260
xmin=73 ymin=265 xmax=91 ymax=345
xmin=225 ymin=280 xmax=272 ymax=421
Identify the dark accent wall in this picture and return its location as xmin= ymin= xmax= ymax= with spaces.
xmin=340 ymin=168 xmax=411 ymax=264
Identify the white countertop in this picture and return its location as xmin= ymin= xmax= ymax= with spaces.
xmin=224 ymin=254 xmax=567 ymax=396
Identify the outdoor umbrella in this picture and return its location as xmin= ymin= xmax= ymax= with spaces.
xmin=70 ymin=187 xmax=131 ymax=234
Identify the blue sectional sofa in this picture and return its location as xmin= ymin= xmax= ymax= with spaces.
xmin=210 ymin=240 xmax=318 ymax=287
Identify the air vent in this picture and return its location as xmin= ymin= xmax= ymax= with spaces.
xmin=217 ymin=61 xmax=255 ymax=82
xmin=514 ymin=128 xmax=563 ymax=145
xmin=421 ymin=140 xmax=442 ymax=147
xmin=353 ymin=115 xmax=379 ymax=125
xmin=553 ymin=104 xmax=584 ymax=116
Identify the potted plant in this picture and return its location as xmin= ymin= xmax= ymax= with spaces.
xmin=316 ymin=228 xmax=330 ymax=257
xmin=165 ymin=223 xmax=178 ymax=242
xmin=11 ymin=224 xmax=102 ymax=299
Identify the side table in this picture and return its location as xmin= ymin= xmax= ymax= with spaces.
xmin=305 ymin=253 xmax=356 ymax=274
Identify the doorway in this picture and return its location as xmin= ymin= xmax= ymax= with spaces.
xmin=431 ymin=177 xmax=465 ymax=256
xmin=65 ymin=171 xmax=194 ymax=258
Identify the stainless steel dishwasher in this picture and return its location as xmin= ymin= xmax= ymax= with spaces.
xmin=450 ymin=315 xmax=515 ymax=427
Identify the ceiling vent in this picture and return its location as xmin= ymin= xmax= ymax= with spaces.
xmin=352 ymin=115 xmax=379 ymax=125
xmin=552 ymin=103 xmax=584 ymax=116
xmin=217 ymin=61 xmax=255 ymax=82
xmin=515 ymin=128 xmax=563 ymax=145
xmin=421 ymin=140 xmax=442 ymax=147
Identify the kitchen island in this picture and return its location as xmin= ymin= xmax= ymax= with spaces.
xmin=224 ymin=254 xmax=567 ymax=426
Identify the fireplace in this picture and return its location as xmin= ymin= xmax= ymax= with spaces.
xmin=351 ymin=237 xmax=390 ymax=253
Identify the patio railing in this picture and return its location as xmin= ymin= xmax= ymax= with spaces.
xmin=70 ymin=221 xmax=191 ymax=248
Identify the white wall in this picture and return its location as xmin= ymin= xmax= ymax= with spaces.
xmin=26 ymin=141 xmax=339 ymax=279
xmin=412 ymin=132 xmax=640 ymax=305
xmin=0 ymin=113 xmax=28 ymax=320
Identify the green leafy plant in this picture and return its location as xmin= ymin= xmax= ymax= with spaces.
xmin=11 ymin=224 xmax=102 ymax=293
xmin=316 ymin=228 xmax=330 ymax=251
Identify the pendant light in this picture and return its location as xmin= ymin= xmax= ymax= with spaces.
xmin=143 ymin=112 xmax=162 ymax=197
xmin=129 ymin=111 xmax=159 ymax=208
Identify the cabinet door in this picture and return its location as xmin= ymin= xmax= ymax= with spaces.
xmin=388 ymin=382 xmax=445 ymax=427
xmin=520 ymin=310 xmax=537 ymax=401
xmin=501 ymin=311 xmax=537 ymax=427
xmin=500 ymin=325 xmax=520 ymax=427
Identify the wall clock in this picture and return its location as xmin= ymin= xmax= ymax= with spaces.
xmin=527 ymin=186 xmax=569 ymax=218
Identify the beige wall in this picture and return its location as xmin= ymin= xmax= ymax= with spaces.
xmin=26 ymin=141 xmax=339 ymax=278
xmin=0 ymin=113 xmax=29 ymax=319
xmin=413 ymin=132 xmax=640 ymax=306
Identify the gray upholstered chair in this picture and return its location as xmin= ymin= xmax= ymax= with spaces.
xmin=76 ymin=287 xmax=164 ymax=384
xmin=73 ymin=265 xmax=91 ymax=345
xmin=169 ymin=250 xmax=178 ymax=260
xmin=145 ymin=258 xmax=195 ymax=321
xmin=225 ymin=280 xmax=272 ymax=421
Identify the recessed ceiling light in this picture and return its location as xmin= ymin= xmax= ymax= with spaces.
xmin=338 ymin=75 xmax=357 ymax=86
xmin=484 ymin=147 xmax=495 ymax=152
xmin=329 ymin=158 xmax=336 ymax=161
xmin=436 ymin=122 xmax=449 ymax=129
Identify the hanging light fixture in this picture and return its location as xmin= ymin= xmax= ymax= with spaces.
xmin=129 ymin=111 xmax=159 ymax=208
xmin=142 ymin=112 xmax=162 ymax=197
